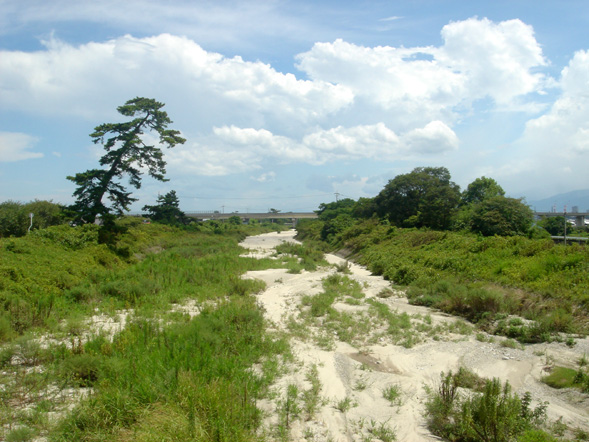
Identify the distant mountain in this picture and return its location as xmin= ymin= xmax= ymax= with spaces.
xmin=527 ymin=189 xmax=589 ymax=212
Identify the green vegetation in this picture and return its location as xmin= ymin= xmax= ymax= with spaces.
xmin=0 ymin=219 xmax=295 ymax=441
xmin=374 ymin=167 xmax=460 ymax=230
xmin=0 ymin=200 xmax=65 ymax=237
xmin=297 ymin=218 xmax=589 ymax=340
xmin=425 ymin=372 xmax=551 ymax=441
xmin=67 ymin=97 xmax=186 ymax=225
xmin=142 ymin=190 xmax=187 ymax=225
xmin=543 ymin=354 xmax=589 ymax=392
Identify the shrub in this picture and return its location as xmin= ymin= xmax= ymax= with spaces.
xmin=425 ymin=374 xmax=548 ymax=442
xmin=0 ymin=200 xmax=28 ymax=237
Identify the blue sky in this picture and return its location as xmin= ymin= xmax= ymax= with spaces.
xmin=1 ymin=0 xmax=589 ymax=213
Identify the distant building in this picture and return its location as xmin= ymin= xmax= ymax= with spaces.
xmin=572 ymin=206 xmax=579 ymax=213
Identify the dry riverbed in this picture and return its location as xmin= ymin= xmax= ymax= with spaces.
xmin=240 ymin=230 xmax=589 ymax=442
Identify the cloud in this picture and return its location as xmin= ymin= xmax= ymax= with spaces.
xmin=251 ymin=171 xmax=276 ymax=183
xmin=472 ymin=50 xmax=589 ymax=197
xmin=0 ymin=132 xmax=43 ymax=162
xmin=0 ymin=33 xmax=353 ymax=126
xmin=0 ymin=17 xmax=558 ymax=186
xmin=296 ymin=17 xmax=549 ymax=130
xmin=168 ymin=121 xmax=458 ymax=173
xmin=403 ymin=121 xmax=459 ymax=154
xmin=438 ymin=18 xmax=548 ymax=104
xmin=521 ymin=50 xmax=589 ymax=157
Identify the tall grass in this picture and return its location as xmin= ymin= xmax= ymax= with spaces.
xmin=297 ymin=219 xmax=589 ymax=338
xmin=0 ymin=220 xmax=285 ymax=341
xmin=53 ymin=298 xmax=290 ymax=441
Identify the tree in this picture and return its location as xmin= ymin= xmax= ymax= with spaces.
xmin=316 ymin=198 xmax=355 ymax=221
xmin=24 ymin=200 xmax=65 ymax=229
xmin=538 ymin=216 xmax=567 ymax=236
xmin=0 ymin=201 xmax=28 ymax=237
xmin=374 ymin=167 xmax=460 ymax=230
xmin=461 ymin=176 xmax=505 ymax=205
xmin=0 ymin=200 xmax=65 ymax=237
xmin=67 ymin=97 xmax=186 ymax=224
xmin=142 ymin=190 xmax=186 ymax=225
xmin=470 ymin=196 xmax=533 ymax=236
xmin=352 ymin=197 xmax=377 ymax=219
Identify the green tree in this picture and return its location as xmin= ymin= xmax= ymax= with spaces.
xmin=470 ymin=196 xmax=533 ymax=236
xmin=538 ymin=216 xmax=567 ymax=236
xmin=0 ymin=200 xmax=66 ymax=237
xmin=461 ymin=176 xmax=505 ymax=205
xmin=142 ymin=190 xmax=187 ymax=225
xmin=352 ymin=197 xmax=377 ymax=219
xmin=0 ymin=200 xmax=28 ymax=237
xmin=320 ymin=213 xmax=355 ymax=242
xmin=24 ymin=200 xmax=65 ymax=230
xmin=374 ymin=167 xmax=460 ymax=230
xmin=67 ymin=97 xmax=186 ymax=225
xmin=228 ymin=215 xmax=242 ymax=225
xmin=316 ymin=198 xmax=355 ymax=221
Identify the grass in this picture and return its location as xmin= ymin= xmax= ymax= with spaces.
xmin=382 ymin=384 xmax=402 ymax=406
xmin=297 ymin=219 xmax=589 ymax=341
xmin=425 ymin=373 xmax=551 ymax=442
xmin=0 ymin=220 xmax=294 ymax=441
xmin=335 ymin=396 xmax=355 ymax=413
xmin=543 ymin=367 xmax=580 ymax=389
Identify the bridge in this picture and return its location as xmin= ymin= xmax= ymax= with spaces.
xmin=535 ymin=211 xmax=589 ymax=227
xmin=185 ymin=211 xmax=318 ymax=223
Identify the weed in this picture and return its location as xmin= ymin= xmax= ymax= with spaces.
xmin=425 ymin=373 xmax=548 ymax=442
xmin=354 ymin=376 xmax=369 ymax=391
xmin=335 ymin=260 xmax=351 ymax=274
xmin=302 ymin=365 xmax=322 ymax=420
xmin=500 ymin=338 xmax=521 ymax=349
xmin=382 ymin=384 xmax=402 ymax=406
xmin=335 ymin=396 xmax=355 ymax=413
xmin=367 ymin=419 xmax=396 ymax=442
xmin=5 ymin=426 xmax=35 ymax=442
xmin=376 ymin=288 xmax=394 ymax=298
xmin=276 ymin=384 xmax=301 ymax=439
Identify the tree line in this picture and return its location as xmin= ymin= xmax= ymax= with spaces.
xmin=316 ymin=167 xmax=578 ymax=241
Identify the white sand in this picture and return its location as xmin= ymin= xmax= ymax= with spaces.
xmin=240 ymin=230 xmax=589 ymax=441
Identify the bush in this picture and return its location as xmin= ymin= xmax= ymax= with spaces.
xmin=0 ymin=200 xmax=28 ymax=237
xmin=425 ymin=374 xmax=548 ymax=442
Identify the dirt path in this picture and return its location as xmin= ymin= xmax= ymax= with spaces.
xmin=240 ymin=230 xmax=589 ymax=441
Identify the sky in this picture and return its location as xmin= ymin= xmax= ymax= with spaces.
xmin=1 ymin=0 xmax=589 ymax=213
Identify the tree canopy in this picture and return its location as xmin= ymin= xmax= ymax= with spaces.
xmin=67 ymin=97 xmax=185 ymax=224
xmin=469 ymin=196 xmax=533 ymax=236
xmin=0 ymin=200 xmax=65 ymax=237
xmin=316 ymin=198 xmax=356 ymax=221
xmin=461 ymin=176 xmax=505 ymax=205
xmin=142 ymin=190 xmax=187 ymax=225
xmin=374 ymin=167 xmax=460 ymax=230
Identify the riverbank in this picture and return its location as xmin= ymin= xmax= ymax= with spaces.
xmin=241 ymin=229 xmax=589 ymax=441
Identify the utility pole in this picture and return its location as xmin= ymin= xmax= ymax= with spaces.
xmin=564 ymin=206 xmax=567 ymax=246
xmin=335 ymin=192 xmax=340 ymax=202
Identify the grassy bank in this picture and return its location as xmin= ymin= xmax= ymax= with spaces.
xmin=1 ymin=219 xmax=292 ymax=441
xmin=297 ymin=219 xmax=589 ymax=340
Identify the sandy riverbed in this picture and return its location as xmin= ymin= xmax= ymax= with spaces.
xmin=240 ymin=230 xmax=589 ymax=442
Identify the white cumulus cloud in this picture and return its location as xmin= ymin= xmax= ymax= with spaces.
xmin=0 ymin=132 xmax=43 ymax=162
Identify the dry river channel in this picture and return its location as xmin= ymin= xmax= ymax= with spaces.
xmin=239 ymin=229 xmax=589 ymax=442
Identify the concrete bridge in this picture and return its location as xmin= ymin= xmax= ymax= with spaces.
xmin=535 ymin=211 xmax=589 ymax=227
xmin=185 ymin=211 xmax=318 ymax=223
